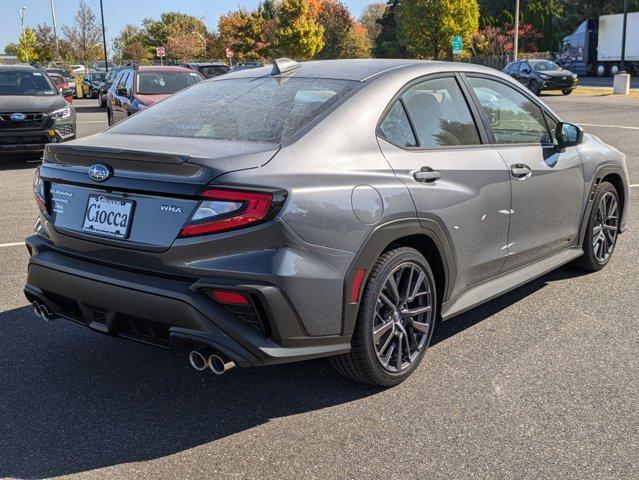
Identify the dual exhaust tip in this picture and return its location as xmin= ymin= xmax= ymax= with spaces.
xmin=32 ymin=301 xmax=54 ymax=322
xmin=189 ymin=349 xmax=235 ymax=375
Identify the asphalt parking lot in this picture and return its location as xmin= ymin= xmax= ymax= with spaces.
xmin=1 ymin=96 xmax=638 ymax=479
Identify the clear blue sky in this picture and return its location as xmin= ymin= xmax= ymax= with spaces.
xmin=0 ymin=0 xmax=373 ymax=53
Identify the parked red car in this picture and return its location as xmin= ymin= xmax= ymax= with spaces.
xmin=47 ymin=72 xmax=73 ymax=103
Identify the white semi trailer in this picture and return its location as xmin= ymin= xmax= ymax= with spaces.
xmin=559 ymin=11 xmax=639 ymax=76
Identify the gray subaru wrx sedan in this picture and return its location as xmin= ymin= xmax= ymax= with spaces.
xmin=25 ymin=59 xmax=629 ymax=386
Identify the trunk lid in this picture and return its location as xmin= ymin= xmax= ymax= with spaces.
xmin=41 ymin=132 xmax=279 ymax=251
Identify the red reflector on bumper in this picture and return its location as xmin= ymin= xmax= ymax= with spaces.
xmin=350 ymin=268 xmax=367 ymax=304
xmin=210 ymin=290 xmax=250 ymax=305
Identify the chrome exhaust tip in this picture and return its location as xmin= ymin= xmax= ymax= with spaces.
xmin=32 ymin=302 xmax=42 ymax=318
xmin=208 ymin=354 xmax=235 ymax=375
xmin=188 ymin=350 xmax=209 ymax=371
xmin=40 ymin=305 xmax=53 ymax=322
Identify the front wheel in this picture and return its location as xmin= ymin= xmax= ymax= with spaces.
xmin=330 ymin=247 xmax=437 ymax=386
xmin=529 ymin=80 xmax=541 ymax=96
xmin=562 ymin=89 xmax=573 ymax=95
xmin=575 ymin=182 xmax=620 ymax=272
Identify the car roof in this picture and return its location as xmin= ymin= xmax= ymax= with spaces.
xmin=0 ymin=64 xmax=39 ymax=72
xmin=186 ymin=62 xmax=228 ymax=67
xmin=220 ymin=59 xmax=504 ymax=82
xmin=135 ymin=65 xmax=194 ymax=73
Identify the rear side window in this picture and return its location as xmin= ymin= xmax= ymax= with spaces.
xmin=199 ymin=66 xmax=230 ymax=78
xmin=110 ymin=77 xmax=358 ymax=144
xmin=379 ymin=101 xmax=417 ymax=147
xmin=467 ymin=77 xmax=552 ymax=144
xmin=401 ymin=77 xmax=481 ymax=147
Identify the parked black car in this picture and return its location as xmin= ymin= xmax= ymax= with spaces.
xmin=82 ymin=71 xmax=107 ymax=98
xmin=503 ymin=60 xmax=578 ymax=95
xmin=230 ymin=61 xmax=263 ymax=72
xmin=0 ymin=65 xmax=76 ymax=153
xmin=181 ymin=62 xmax=230 ymax=79
xmin=98 ymin=67 xmax=122 ymax=108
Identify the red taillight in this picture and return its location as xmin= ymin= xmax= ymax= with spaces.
xmin=209 ymin=290 xmax=250 ymax=305
xmin=178 ymin=187 xmax=282 ymax=238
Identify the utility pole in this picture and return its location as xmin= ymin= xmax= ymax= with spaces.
xmin=18 ymin=6 xmax=26 ymax=35
xmin=620 ymin=0 xmax=628 ymax=73
xmin=99 ymin=0 xmax=109 ymax=71
xmin=49 ymin=0 xmax=60 ymax=61
xmin=513 ymin=0 xmax=520 ymax=61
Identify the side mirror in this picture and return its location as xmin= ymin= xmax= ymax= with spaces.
xmin=555 ymin=122 xmax=583 ymax=149
xmin=116 ymin=87 xmax=128 ymax=97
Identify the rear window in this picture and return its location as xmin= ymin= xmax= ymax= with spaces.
xmin=111 ymin=77 xmax=358 ymax=143
xmin=136 ymin=71 xmax=203 ymax=94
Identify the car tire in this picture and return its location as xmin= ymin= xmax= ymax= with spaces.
xmin=575 ymin=182 xmax=620 ymax=272
xmin=529 ymin=80 xmax=541 ymax=96
xmin=562 ymin=89 xmax=573 ymax=95
xmin=330 ymin=247 xmax=437 ymax=387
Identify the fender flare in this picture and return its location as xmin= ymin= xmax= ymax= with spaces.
xmin=578 ymin=164 xmax=629 ymax=245
xmin=340 ymin=217 xmax=457 ymax=337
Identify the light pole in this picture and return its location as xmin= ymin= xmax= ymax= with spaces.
xmin=98 ymin=0 xmax=108 ymax=71
xmin=193 ymin=31 xmax=207 ymax=59
xmin=18 ymin=6 xmax=26 ymax=35
xmin=49 ymin=0 xmax=60 ymax=61
xmin=620 ymin=0 xmax=628 ymax=73
xmin=513 ymin=0 xmax=519 ymax=61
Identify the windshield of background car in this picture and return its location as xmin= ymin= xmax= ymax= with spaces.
xmin=93 ymin=73 xmax=107 ymax=82
xmin=48 ymin=73 xmax=65 ymax=86
xmin=111 ymin=77 xmax=358 ymax=143
xmin=0 ymin=70 xmax=57 ymax=96
xmin=199 ymin=66 xmax=230 ymax=78
xmin=532 ymin=61 xmax=561 ymax=72
xmin=135 ymin=71 xmax=203 ymax=94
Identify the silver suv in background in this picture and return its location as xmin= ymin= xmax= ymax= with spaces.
xmin=25 ymin=59 xmax=629 ymax=386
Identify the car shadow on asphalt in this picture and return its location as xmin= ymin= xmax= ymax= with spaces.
xmin=73 ymin=103 xmax=105 ymax=114
xmin=0 ymin=266 xmax=584 ymax=478
xmin=0 ymin=154 xmax=41 ymax=170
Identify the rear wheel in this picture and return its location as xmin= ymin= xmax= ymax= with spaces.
xmin=330 ymin=247 xmax=437 ymax=386
xmin=562 ymin=89 xmax=573 ymax=95
xmin=576 ymin=182 xmax=620 ymax=272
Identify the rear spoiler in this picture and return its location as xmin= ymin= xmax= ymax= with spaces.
xmin=45 ymin=143 xmax=190 ymax=164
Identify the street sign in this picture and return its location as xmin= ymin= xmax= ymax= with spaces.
xmin=225 ymin=48 xmax=234 ymax=59
xmin=156 ymin=46 xmax=166 ymax=57
xmin=452 ymin=35 xmax=463 ymax=55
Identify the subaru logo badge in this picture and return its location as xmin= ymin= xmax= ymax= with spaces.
xmin=10 ymin=113 xmax=26 ymax=122
xmin=88 ymin=164 xmax=112 ymax=182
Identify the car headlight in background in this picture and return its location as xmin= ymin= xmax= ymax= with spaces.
xmin=538 ymin=73 xmax=551 ymax=80
xmin=50 ymin=105 xmax=72 ymax=120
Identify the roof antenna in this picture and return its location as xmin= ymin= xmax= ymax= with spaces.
xmin=271 ymin=58 xmax=300 ymax=76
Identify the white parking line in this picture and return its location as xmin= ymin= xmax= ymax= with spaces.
xmin=631 ymin=184 xmax=639 ymax=188
xmin=0 ymin=242 xmax=24 ymax=248
xmin=77 ymin=120 xmax=107 ymax=124
xmin=580 ymin=123 xmax=639 ymax=130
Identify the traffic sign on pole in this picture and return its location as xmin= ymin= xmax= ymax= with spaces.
xmin=452 ymin=35 xmax=463 ymax=55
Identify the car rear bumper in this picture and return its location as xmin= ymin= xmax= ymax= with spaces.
xmin=23 ymin=235 xmax=351 ymax=367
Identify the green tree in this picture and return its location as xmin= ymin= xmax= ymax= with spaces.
xmin=396 ymin=0 xmax=479 ymax=59
xmin=18 ymin=28 xmax=38 ymax=63
xmin=275 ymin=0 xmax=324 ymax=59
xmin=142 ymin=12 xmax=208 ymax=60
xmin=62 ymin=0 xmax=102 ymax=63
xmin=259 ymin=0 xmax=278 ymax=20
xmin=373 ymin=0 xmax=406 ymax=58
xmin=4 ymin=43 xmax=19 ymax=56
xmin=345 ymin=22 xmax=373 ymax=58
xmin=218 ymin=9 xmax=268 ymax=61
xmin=359 ymin=2 xmax=386 ymax=44
xmin=316 ymin=0 xmax=355 ymax=59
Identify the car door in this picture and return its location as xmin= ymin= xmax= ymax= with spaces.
xmin=518 ymin=62 xmax=532 ymax=87
xmin=508 ymin=62 xmax=521 ymax=81
xmin=82 ymin=73 xmax=91 ymax=96
xmin=113 ymin=71 xmax=130 ymax=123
xmin=377 ymin=74 xmax=512 ymax=295
xmin=464 ymin=75 xmax=584 ymax=271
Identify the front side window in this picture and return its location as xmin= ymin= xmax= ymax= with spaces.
xmin=110 ymin=77 xmax=358 ymax=144
xmin=467 ymin=77 xmax=552 ymax=144
xmin=401 ymin=77 xmax=481 ymax=147
xmin=379 ymin=101 xmax=417 ymax=147
xmin=0 ymin=70 xmax=56 ymax=96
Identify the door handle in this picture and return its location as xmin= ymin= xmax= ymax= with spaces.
xmin=414 ymin=167 xmax=441 ymax=183
xmin=510 ymin=164 xmax=532 ymax=179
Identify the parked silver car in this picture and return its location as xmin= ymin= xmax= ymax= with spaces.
xmin=25 ymin=59 xmax=629 ymax=386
